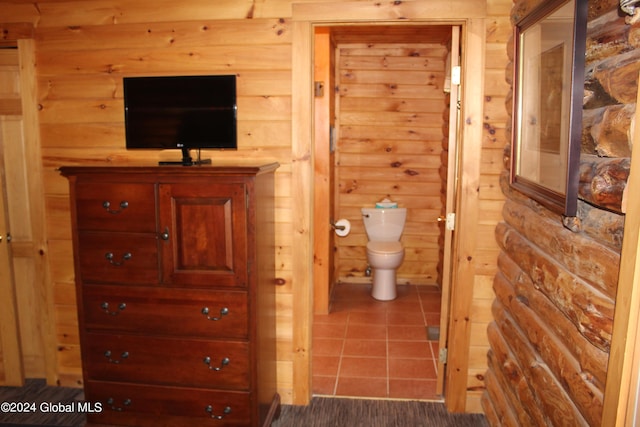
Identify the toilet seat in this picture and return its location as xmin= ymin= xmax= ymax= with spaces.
xmin=367 ymin=241 xmax=403 ymax=254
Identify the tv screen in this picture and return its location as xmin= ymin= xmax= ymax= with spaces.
xmin=123 ymin=75 xmax=237 ymax=151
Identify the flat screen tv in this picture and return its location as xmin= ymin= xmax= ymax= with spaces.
xmin=123 ymin=74 xmax=237 ymax=165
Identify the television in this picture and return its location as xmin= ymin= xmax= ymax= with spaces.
xmin=123 ymin=74 xmax=237 ymax=165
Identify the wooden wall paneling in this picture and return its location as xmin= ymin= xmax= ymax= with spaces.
xmin=34 ymin=19 xmax=291 ymax=51
xmin=31 ymin=11 xmax=296 ymax=396
xmin=1 ymin=0 xmax=502 ymax=410
xmin=334 ymin=41 xmax=447 ymax=285
xmin=292 ymin=1 xmax=487 ymax=22
xmin=37 ymin=45 xmax=292 ymax=76
xmin=35 ymin=0 xmax=257 ymax=27
xmin=470 ymin=4 xmax=510 ymax=406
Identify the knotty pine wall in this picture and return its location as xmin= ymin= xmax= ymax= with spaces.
xmin=1 ymin=0 xmax=512 ymax=411
xmin=34 ymin=14 xmax=294 ymax=390
xmin=333 ymin=41 xmax=447 ymax=285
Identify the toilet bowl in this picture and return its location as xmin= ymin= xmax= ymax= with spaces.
xmin=362 ymin=207 xmax=407 ymax=301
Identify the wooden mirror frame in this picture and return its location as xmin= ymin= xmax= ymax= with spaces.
xmin=510 ymin=0 xmax=587 ymax=217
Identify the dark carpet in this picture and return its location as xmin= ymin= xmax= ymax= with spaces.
xmin=272 ymin=397 xmax=488 ymax=427
xmin=0 ymin=379 xmax=84 ymax=427
xmin=0 ymin=380 xmax=488 ymax=426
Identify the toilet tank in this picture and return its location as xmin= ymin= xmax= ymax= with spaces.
xmin=361 ymin=208 xmax=406 ymax=242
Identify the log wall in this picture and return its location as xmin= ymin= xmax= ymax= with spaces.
xmin=333 ymin=41 xmax=447 ymax=285
xmin=481 ymin=0 xmax=630 ymax=424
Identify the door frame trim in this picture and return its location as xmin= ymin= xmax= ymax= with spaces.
xmin=292 ymin=2 xmax=486 ymax=410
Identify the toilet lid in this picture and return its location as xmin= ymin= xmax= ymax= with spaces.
xmin=367 ymin=241 xmax=403 ymax=254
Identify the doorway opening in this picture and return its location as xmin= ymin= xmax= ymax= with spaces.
xmin=311 ymin=24 xmax=461 ymax=400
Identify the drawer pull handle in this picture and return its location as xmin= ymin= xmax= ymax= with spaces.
xmin=105 ymin=252 xmax=132 ymax=266
xmin=205 ymin=405 xmax=231 ymax=420
xmin=104 ymin=350 xmax=129 ymax=364
xmin=160 ymin=227 xmax=170 ymax=241
xmin=201 ymin=307 xmax=229 ymax=321
xmin=203 ymin=356 xmax=230 ymax=371
xmin=102 ymin=200 xmax=129 ymax=214
xmin=106 ymin=398 xmax=131 ymax=412
xmin=101 ymin=302 xmax=126 ymax=315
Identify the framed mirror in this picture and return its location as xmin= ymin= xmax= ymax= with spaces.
xmin=510 ymin=0 xmax=587 ymax=217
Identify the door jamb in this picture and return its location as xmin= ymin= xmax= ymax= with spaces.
xmin=292 ymin=4 xmax=486 ymax=410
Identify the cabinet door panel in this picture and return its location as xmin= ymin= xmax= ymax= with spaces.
xmin=84 ymin=333 xmax=250 ymax=389
xmin=82 ymin=285 xmax=249 ymax=339
xmin=159 ymin=183 xmax=248 ymax=287
xmin=78 ymin=232 xmax=160 ymax=285
xmin=75 ymin=183 xmax=156 ymax=232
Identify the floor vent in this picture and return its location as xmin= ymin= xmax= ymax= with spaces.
xmin=427 ymin=325 xmax=440 ymax=341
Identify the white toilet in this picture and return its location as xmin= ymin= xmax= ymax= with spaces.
xmin=361 ymin=207 xmax=407 ymax=301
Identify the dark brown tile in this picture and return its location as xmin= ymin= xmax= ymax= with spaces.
xmin=336 ymin=376 xmax=388 ymax=398
xmin=349 ymin=311 xmax=387 ymax=325
xmin=345 ymin=298 xmax=388 ymax=314
xmin=332 ymin=283 xmax=372 ymax=300
xmin=313 ymin=355 xmax=340 ymax=376
xmin=313 ymin=337 xmax=344 ymax=356
xmin=345 ymin=323 xmax=386 ymax=340
xmin=315 ymin=310 xmax=349 ymax=324
xmin=393 ymin=285 xmax=419 ymax=300
xmin=313 ymin=284 xmax=444 ymax=399
xmin=418 ymin=284 xmax=441 ymax=292
xmin=424 ymin=312 xmax=441 ymax=326
xmin=312 ymin=375 xmax=337 ymax=395
xmin=386 ymin=299 xmax=422 ymax=313
xmin=342 ymin=339 xmax=387 ymax=358
xmin=387 ymin=310 xmax=426 ymax=326
xmin=421 ymin=296 xmax=442 ymax=312
xmin=389 ymin=358 xmax=437 ymax=379
xmin=388 ymin=378 xmax=438 ymax=400
xmin=314 ymin=322 xmax=347 ymax=339
xmin=339 ymin=356 xmax=387 ymax=378
xmin=388 ymin=325 xmax=428 ymax=341
xmin=388 ymin=340 xmax=431 ymax=359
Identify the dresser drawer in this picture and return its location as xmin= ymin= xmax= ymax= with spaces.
xmin=84 ymin=333 xmax=249 ymax=389
xmin=75 ymin=182 xmax=156 ymax=232
xmin=78 ymin=232 xmax=160 ymax=285
xmin=85 ymin=380 xmax=251 ymax=426
xmin=82 ymin=285 xmax=248 ymax=339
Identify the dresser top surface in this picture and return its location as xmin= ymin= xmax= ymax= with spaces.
xmin=59 ymin=162 xmax=280 ymax=178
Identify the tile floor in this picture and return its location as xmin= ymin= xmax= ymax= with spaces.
xmin=312 ymin=282 xmax=442 ymax=401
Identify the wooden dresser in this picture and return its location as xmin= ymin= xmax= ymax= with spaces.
xmin=60 ymin=164 xmax=280 ymax=427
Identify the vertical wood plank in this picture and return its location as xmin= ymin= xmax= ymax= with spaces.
xmin=437 ymin=25 xmax=461 ymax=396
xmin=291 ymin=19 xmax=313 ymax=405
xmin=602 ymin=75 xmax=640 ymax=427
xmin=0 ymin=77 xmax=24 ymax=383
xmin=313 ymin=27 xmax=331 ymax=315
xmin=445 ymin=17 xmax=486 ymax=412
xmin=17 ymin=39 xmax=58 ymax=384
